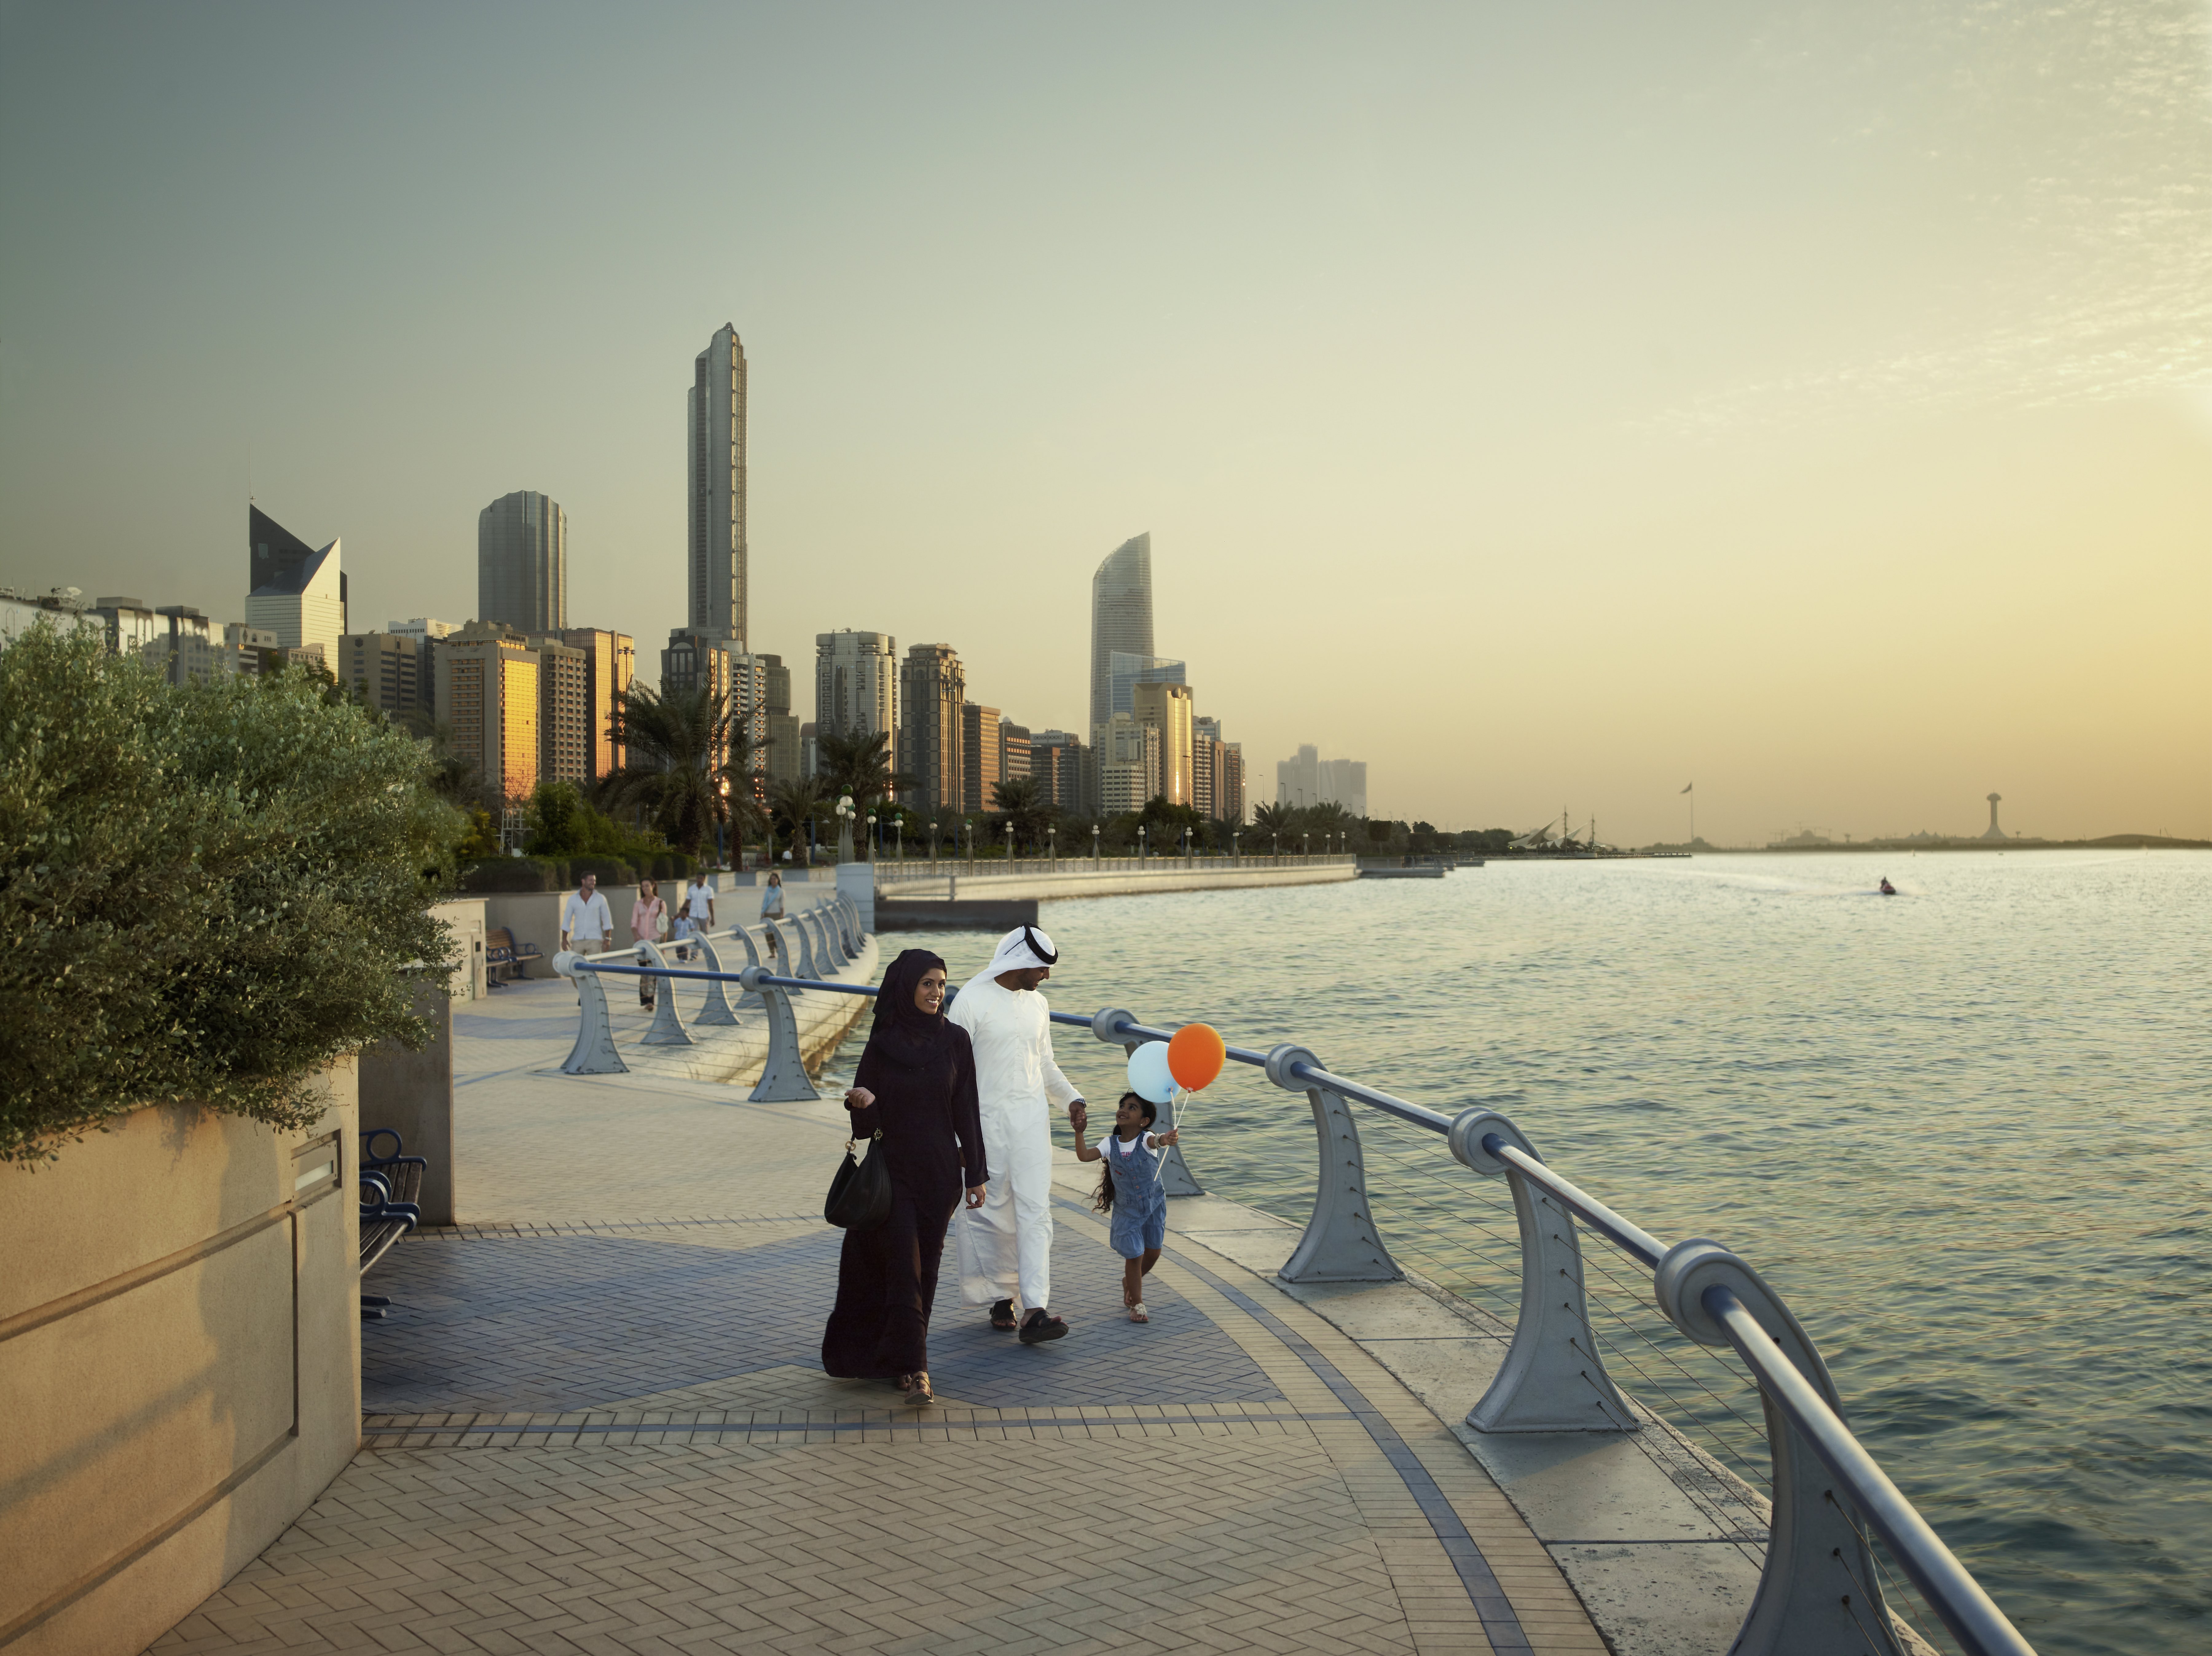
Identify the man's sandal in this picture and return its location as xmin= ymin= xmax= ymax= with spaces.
xmin=1018 ymin=1310 xmax=1067 ymax=1345
xmin=898 ymin=1372 xmax=936 ymax=1406
xmin=1127 ymin=1303 xmax=1149 ymax=1323
xmin=989 ymin=1299 xmax=1019 ymax=1332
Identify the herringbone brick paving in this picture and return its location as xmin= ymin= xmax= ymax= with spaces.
xmin=145 ymin=972 xmax=1606 ymax=1654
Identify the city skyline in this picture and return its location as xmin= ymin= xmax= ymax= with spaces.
xmin=3 ymin=6 xmax=2205 ymax=842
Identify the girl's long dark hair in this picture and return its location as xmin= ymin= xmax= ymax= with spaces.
xmin=1092 ymin=1092 xmax=1157 ymax=1214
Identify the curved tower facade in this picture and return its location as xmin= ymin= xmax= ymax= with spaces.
xmin=1089 ymin=533 xmax=1153 ymax=739
xmin=689 ymin=324 xmax=747 ymax=644
xmin=477 ymin=490 xmax=567 ymax=633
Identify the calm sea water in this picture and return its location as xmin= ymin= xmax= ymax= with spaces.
xmin=859 ymin=851 xmax=2209 ymax=1656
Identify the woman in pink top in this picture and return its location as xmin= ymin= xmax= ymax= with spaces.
xmin=630 ymin=879 xmax=667 ymax=1006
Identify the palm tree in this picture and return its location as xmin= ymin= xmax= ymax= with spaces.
xmin=815 ymin=728 xmax=912 ymax=810
xmin=768 ymin=777 xmax=827 ymax=867
xmin=991 ymin=774 xmax=1054 ymax=854
xmin=1251 ymin=801 xmax=1294 ymax=855
xmin=596 ymin=683 xmax=761 ymax=862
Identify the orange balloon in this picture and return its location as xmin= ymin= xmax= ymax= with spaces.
xmin=1167 ymin=1022 xmax=1228 ymax=1091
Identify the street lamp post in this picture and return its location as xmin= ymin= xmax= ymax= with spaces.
xmin=835 ymin=794 xmax=856 ymax=863
xmin=716 ymin=775 xmax=730 ymax=869
xmin=1137 ymin=824 xmax=1147 ymax=863
xmin=1047 ymin=823 xmax=1056 ymax=872
xmin=1005 ymin=820 xmax=1016 ymax=863
xmin=866 ymin=812 xmax=877 ymax=863
xmin=1232 ymin=831 xmax=1240 ymax=866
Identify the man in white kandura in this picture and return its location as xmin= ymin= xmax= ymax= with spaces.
xmin=949 ymin=925 xmax=1085 ymax=1344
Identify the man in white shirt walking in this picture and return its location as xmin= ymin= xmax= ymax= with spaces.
xmin=949 ymin=925 xmax=1085 ymax=1344
xmin=682 ymin=874 xmax=715 ymax=960
xmin=560 ymin=873 xmax=613 ymax=957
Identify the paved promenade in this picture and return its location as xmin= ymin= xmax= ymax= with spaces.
xmin=148 ymin=974 xmax=1611 ymax=1656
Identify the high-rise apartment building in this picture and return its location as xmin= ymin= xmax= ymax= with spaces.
xmin=528 ymin=633 xmax=589 ymax=786
xmin=760 ymin=652 xmax=801 ymax=787
xmin=1000 ymin=722 xmax=1031 ymax=785
xmin=1098 ymin=713 xmax=1161 ymax=816
xmin=1131 ymin=681 xmax=1194 ymax=807
xmin=341 ymin=632 xmax=425 ymax=717
xmin=662 ymin=628 xmax=767 ymax=803
xmin=436 ymin=630 xmax=540 ymax=804
xmin=1030 ymin=730 xmax=1089 ymax=817
xmin=478 ymin=491 xmax=567 ymax=634
xmin=1090 ymin=533 xmax=1153 ymax=739
xmin=246 ymin=506 xmax=345 ymax=661
xmin=1222 ymin=742 xmax=1246 ymax=824
xmin=1275 ymin=746 xmax=1366 ymax=816
xmin=814 ymin=630 xmax=898 ymax=748
xmin=962 ymin=703 xmax=1002 ymax=815
xmin=225 ymin=622 xmax=279 ymax=677
xmin=1194 ymin=717 xmax=1217 ymax=821
xmin=899 ymin=644 xmax=965 ymax=812
xmin=555 ymin=628 xmax=634 ymax=781
xmin=92 ymin=597 xmax=161 ymax=660
xmin=689 ymin=325 xmax=747 ymax=644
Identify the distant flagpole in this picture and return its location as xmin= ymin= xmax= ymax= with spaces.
xmin=1681 ymin=782 xmax=1694 ymax=848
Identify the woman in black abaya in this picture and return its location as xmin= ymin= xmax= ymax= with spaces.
xmin=821 ymin=948 xmax=988 ymax=1404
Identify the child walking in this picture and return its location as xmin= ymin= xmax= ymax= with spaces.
xmin=1071 ymin=1092 xmax=1180 ymax=1322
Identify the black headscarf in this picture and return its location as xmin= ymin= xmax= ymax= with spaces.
xmin=868 ymin=948 xmax=952 ymax=1073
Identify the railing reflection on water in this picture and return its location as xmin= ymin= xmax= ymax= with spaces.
xmin=555 ymin=947 xmax=2038 ymax=1656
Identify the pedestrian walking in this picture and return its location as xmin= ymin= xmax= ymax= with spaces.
xmin=821 ymin=949 xmax=989 ymax=1406
xmin=1071 ymin=1092 xmax=1179 ymax=1322
xmin=560 ymin=873 xmax=612 ymax=957
xmin=760 ymin=870 xmax=785 ymax=959
xmin=684 ymin=872 xmax=716 ymax=959
xmin=631 ymin=879 xmax=667 ymax=1007
xmin=949 ymin=925 xmax=1086 ymax=1344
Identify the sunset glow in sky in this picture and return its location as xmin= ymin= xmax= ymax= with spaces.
xmin=3 ymin=2 xmax=2206 ymax=842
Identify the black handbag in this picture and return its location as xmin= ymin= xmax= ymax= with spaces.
xmin=824 ymin=1130 xmax=891 ymax=1231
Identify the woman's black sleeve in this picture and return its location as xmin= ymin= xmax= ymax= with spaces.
xmin=845 ymin=1039 xmax=883 ymax=1138
xmin=949 ymin=1028 xmax=988 ymax=1187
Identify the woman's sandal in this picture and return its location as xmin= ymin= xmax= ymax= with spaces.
xmin=989 ymin=1299 xmax=1019 ymax=1332
xmin=1127 ymin=1303 xmax=1149 ymax=1324
xmin=898 ymin=1372 xmax=935 ymax=1406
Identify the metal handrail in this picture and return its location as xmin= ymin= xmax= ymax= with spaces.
xmin=553 ymin=957 xmax=2037 ymax=1656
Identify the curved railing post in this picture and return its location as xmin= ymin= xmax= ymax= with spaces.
xmin=766 ymin=916 xmax=810 ymax=982
xmin=721 ymin=922 xmax=765 ymax=974
xmin=555 ymin=951 xmax=629 ymax=1075
xmin=828 ymin=895 xmax=859 ymax=957
xmin=634 ymin=942 xmax=694 ymax=1046
xmin=691 ymin=934 xmax=739 ymax=1026
xmin=805 ymin=909 xmax=839 ymax=973
xmin=740 ymin=965 xmax=820 ymax=1102
xmin=1265 ymin=1042 xmax=1399 ymax=1282
xmin=1448 ymin=1109 xmax=1635 ymax=1432
xmin=1656 ymin=1243 xmax=1907 ymax=1656
xmin=1089 ymin=1008 xmax=1203 ymax=1197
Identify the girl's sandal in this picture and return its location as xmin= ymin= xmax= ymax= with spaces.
xmin=1127 ymin=1303 xmax=1149 ymax=1324
xmin=900 ymin=1372 xmax=935 ymax=1406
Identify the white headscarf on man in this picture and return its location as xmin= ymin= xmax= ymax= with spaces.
xmin=986 ymin=925 xmax=1059 ymax=974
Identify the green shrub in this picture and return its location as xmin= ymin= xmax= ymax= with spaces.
xmin=568 ymin=854 xmax=634 ymax=886
xmin=460 ymin=856 xmax=562 ymax=893
xmin=0 ymin=623 xmax=466 ymax=1165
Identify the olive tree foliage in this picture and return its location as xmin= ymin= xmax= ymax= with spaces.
xmin=0 ymin=624 xmax=467 ymax=1166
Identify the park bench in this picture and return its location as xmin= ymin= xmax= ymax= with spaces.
xmin=359 ymin=1128 xmax=427 ymax=1319
xmin=485 ymin=925 xmax=542 ymax=986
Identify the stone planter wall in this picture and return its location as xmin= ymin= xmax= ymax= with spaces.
xmin=0 ymin=1067 xmax=361 ymax=1655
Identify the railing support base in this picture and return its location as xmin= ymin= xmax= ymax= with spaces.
xmin=741 ymin=966 xmax=819 ymax=1102
xmin=1267 ymin=1043 xmax=1400 ymax=1282
xmin=635 ymin=942 xmax=693 ymax=1045
xmin=1450 ymin=1109 xmax=1635 ymax=1432
xmin=556 ymin=952 xmax=629 ymax=1075
xmin=1655 ymin=1241 xmax=1906 ymax=1656
xmin=690 ymin=934 xmax=739 ymax=1025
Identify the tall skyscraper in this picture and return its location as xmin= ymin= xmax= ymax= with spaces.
xmin=689 ymin=325 xmax=747 ymax=644
xmin=662 ymin=629 xmax=767 ymax=803
xmin=478 ymin=491 xmax=567 ymax=633
xmin=341 ymin=632 xmax=425 ymax=717
xmin=556 ymin=628 xmax=634 ymax=781
xmin=246 ymin=506 xmax=345 ymax=661
xmin=962 ymin=703 xmax=1002 ymax=815
xmin=1131 ymin=681 xmax=1195 ymax=807
xmin=1030 ymin=731 xmax=1089 ymax=817
xmin=527 ymin=633 xmax=589 ymax=786
xmin=899 ymin=644 xmax=965 ymax=812
xmin=436 ymin=628 xmax=540 ymax=805
xmin=814 ymin=630 xmax=898 ymax=746
xmin=761 ymin=652 xmax=802 ymax=788
xmin=1107 ymin=652 xmax=1185 ymax=722
xmin=1098 ymin=714 xmax=1160 ymax=816
xmin=1089 ymin=533 xmax=1152 ymax=739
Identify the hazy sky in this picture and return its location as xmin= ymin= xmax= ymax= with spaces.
xmin=4 ymin=1 xmax=2207 ymax=842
